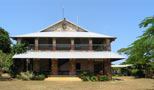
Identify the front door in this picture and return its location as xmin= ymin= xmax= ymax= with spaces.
xmin=58 ymin=59 xmax=69 ymax=75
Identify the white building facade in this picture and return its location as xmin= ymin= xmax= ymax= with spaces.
xmin=12 ymin=19 xmax=124 ymax=79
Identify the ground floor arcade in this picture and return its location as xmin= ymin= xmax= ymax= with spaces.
xmin=13 ymin=59 xmax=112 ymax=79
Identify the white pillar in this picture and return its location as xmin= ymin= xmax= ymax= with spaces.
xmin=89 ymin=38 xmax=93 ymax=50
xmin=52 ymin=38 xmax=56 ymax=51
xmin=71 ymin=38 xmax=75 ymax=50
xmin=35 ymin=38 xmax=39 ymax=50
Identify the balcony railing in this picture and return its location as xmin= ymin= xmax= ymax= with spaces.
xmin=56 ymin=44 xmax=71 ymax=50
xmin=74 ymin=44 xmax=89 ymax=50
xmin=39 ymin=44 xmax=53 ymax=50
xmin=27 ymin=44 xmax=107 ymax=51
xmin=28 ymin=44 xmax=52 ymax=50
xmin=93 ymin=44 xmax=107 ymax=51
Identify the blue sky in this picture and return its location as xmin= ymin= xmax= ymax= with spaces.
xmin=0 ymin=0 xmax=154 ymax=64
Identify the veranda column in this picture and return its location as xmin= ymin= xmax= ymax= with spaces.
xmin=71 ymin=38 xmax=75 ymax=50
xmin=88 ymin=59 xmax=94 ymax=73
xmin=89 ymin=38 xmax=93 ymax=51
xmin=51 ymin=59 xmax=58 ymax=75
xmin=26 ymin=59 xmax=29 ymax=71
xmin=34 ymin=38 xmax=40 ymax=72
xmin=103 ymin=39 xmax=112 ymax=79
xmin=35 ymin=38 xmax=39 ymax=50
xmin=52 ymin=38 xmax=56 ymax=51
xmin=69 ymin=59 xmax=76 ymax=75
xmin=105 ymin=39 xmax=111 ymax=51
xmin=103 ymin=59 xmax=112 ymax=80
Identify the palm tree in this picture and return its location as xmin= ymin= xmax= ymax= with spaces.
xmin=139 ymin=16 xmax=154 ymax=27
xmin=118 ymin=16 xmax=154 ymax=78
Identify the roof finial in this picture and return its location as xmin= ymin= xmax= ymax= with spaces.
xmin=64 ymin=17 xmax=66 ymax=21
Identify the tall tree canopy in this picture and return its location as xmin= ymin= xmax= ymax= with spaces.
xmin=0 ymin=27 xmax=11 ymax=53
xmin=118 ymin=16 xmax=154 ymax=77
xmin=0 ymin=27 xmax=27 ymax=75
xmin=0 ymin=50 xmax=13 ymax=73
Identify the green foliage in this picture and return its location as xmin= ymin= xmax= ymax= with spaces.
xmin=98 ymin=75 xmax=109 ymax=81
xmin=0 ymin=50 xmax=13 ymax=73
xmin=11 ymin=43 xmax=28 ymax=54
xmin=31 ymin=74 xmax=45 ymax=80
xmin=78 ymin=71 xmax=94 ymax=81
xmin=78 ymin=71 xmax=109 ymax=81
xmin=118 ymin=16 xmax=154 ymax=78
xmin=131 ymin=69 xmax=144 ymax=78
xmin=0 ymin=27 xmax=11 ymax=53
xmin=0 ymin=27 xmax=28 ymax=77
xmin=16 ymin=71 xmax=34 ymax=80
xmin=16 ymin=71 xmax=46 ymax=80
xmin=139 ymin=16 xmax=154 ymax=28
xmin=90 ymin=76 xmax=98 ymax=81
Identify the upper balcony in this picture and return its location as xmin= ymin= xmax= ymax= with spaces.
xmin=19 ymin=38 xmax=111 ymax=51
xmin=27 ymin=44 xmax=108 ymax=51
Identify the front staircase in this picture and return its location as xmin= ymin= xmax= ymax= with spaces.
xmin=44 ymin=76 xmax=82 ymax=81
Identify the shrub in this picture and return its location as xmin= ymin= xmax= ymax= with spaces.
xmin=78 ymin=71 xmax=94 ymax=81
xmin=32 ymin=74 xmax=45 ymax=80
xmin=80 ymin=76 xmax=90 ymax=81
xmin=78 ymin=71 xmax=109 ymax=81
xmin=131 ymin=69 xmax=138 ymax=76
xmin=16 ymin=71 xmax=46 ymax=80
xmin=98 ymin=75 xmax=109 ymax=81
xmin=90 ymin=76 xmax=98 ymax=81
xmin=17 ymin=71 xmax=34 ymax=80
xmin=33 ymin=71 xmax=48 ymax=77
xmin=131 ymin=69 xmax=144 ymax=78
xmin=79 ymin=75 xmax=88 ymax=81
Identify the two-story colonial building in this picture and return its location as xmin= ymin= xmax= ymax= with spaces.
xmin=12 ymin=18 xmax=124 ymax=79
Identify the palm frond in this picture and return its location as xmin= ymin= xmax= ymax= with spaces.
xmin=139 ymin=16 xmax=154 ymax=28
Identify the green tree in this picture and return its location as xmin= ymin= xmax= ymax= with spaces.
xmin=11 ymin=43 xmax=28 ymax=54
xmin=118 ymin=16 xmax=154 ymax=78
xmin=0 ymin=27 xmax=28 ymax=76
xmin=0 ymin=27 xmax=11 ymax=53
xmin=0 ymin=50 xmax=13 ymax=76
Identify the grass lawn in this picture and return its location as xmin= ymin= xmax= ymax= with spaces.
xmin=0 ymin=77 xmax=153 ymax=90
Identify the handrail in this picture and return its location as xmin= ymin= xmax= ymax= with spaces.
xmin=29 ymin=44 xmax=106 ymax=46
xmin=28 ymin=44 xmax=107 ymax=51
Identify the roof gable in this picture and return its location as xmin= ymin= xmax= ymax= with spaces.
xmin=41 ymin=18 xmax=87 ymax=32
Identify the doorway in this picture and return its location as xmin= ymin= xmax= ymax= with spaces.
xmin=94 ymin=61 xmax=103 ymax=74
xmin=58 ymin=59 xmax=69 ymax=75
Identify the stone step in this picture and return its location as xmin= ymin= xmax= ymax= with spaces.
xmin=45 ymin=76 xmax=82 ymax=81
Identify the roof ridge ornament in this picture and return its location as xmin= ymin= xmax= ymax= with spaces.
xmin=62 ymin=18 xmax=67 ymax=30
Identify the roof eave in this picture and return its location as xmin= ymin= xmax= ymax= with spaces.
xmin=11 ymin=36 xmax=116 ymax=39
